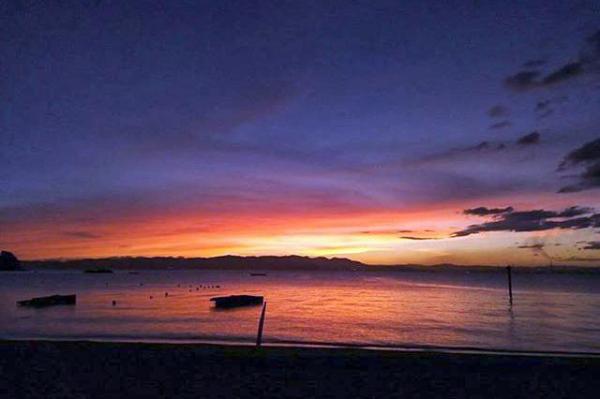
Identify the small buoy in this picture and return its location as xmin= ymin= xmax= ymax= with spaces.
xmin=177 ymin=284 xmax=180 ymax=287
xmin=165 ymin=292 xmax=168 ymax=297
xmin=196 ymin=287 xmax=199 ymax=291
xmin=149 ymin=296 xmax=153 ymax=299
xmin=112 ymin=300 xmax=116 ymax=306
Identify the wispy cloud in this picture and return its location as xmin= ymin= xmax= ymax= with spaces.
xmin=489 ymin=120 xmax=512 ymax=130
xmin=582 ymin=241 xmax=600 ymax=250
xmin=487 ymin=105 xmax=510 ymax=118
xmin=561 ymin=256 xmax=600 ymax=262
xmin=558 ymin=137 xmax=600 ymax=193
xmin=505 ymin=71 xmax=541 ymax=91
xmin=517 ymin=240 xmax=556 ymax=261
xmin=413 ymin=133 xmax=543 ymax=166
xmin=504 ymin=29 xmax=600 ymax=92
xmin=453 ymin=206 xmax=598 ymax=237
xmin=534 ymin=96 xmax=567 ymax=119
xmin=464 ymin=206 xmax=513 ymax=216
xmin=517 ymin=131 xmax=541 ymax=145
xmin=400 ymin=236 xmax=442 ymax=240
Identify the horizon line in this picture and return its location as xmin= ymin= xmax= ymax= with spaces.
xmin=17 ymin=253 xmax=600 ymax=269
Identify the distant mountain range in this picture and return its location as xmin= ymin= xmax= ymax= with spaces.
xmin=24 ymin=255 xmax=365 ymax=271
xmin=21 ymin=255 xmax=600 ymax=274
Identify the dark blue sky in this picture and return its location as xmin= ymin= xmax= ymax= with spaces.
xmin=1 ymin=1 xmax=599 ymax=264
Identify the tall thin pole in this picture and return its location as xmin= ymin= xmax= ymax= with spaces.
xmin=506 ymin=265 xmax=513 ymax=305
xmin=256 ymin=301 xmax=267 ymax=347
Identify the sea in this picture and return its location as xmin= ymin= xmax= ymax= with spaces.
xmin=1 ymin=269 xmax=599 ymax=354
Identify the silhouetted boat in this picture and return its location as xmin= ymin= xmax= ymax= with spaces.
xmin=17 ymin=294 xmax=76 ymax=308
xmin=249 ymin=273 xmax=267 ymax=277
xmin=210 ymin=295 xmax=263 ymax=309
xmin=84 ymin=268 xmax=113 ymax=274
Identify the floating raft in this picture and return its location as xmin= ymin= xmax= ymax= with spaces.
xmin=210 ymin=295 xmax=263 ymax=309
xmin=84 ymin=268 xmax=113 ymax=274
xmin=17 ymin=294 xmax=76 ymax=308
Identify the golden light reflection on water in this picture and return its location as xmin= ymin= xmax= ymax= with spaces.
xmin=1 ymin=270 xmax=600 ymax=352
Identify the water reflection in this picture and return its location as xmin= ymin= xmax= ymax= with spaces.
xmin=0 ymin=270 xmax=599 ymax=352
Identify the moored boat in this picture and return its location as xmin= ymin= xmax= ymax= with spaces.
xmin=84 ymin=268 xmax=113 ymax=274
xmin=17 ymin=294 xmax=77 ymax=308
xmin=210 ymin=295 xmax=263 ymax=309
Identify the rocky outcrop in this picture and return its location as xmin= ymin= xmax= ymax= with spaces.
xmin=17 ymin=294 xmax=76 ymax=308
xmin=0 ymin=251 xmax=21 ymax=271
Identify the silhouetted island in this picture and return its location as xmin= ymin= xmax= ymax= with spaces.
xmin=17 ymin=294 xmax=76 ymax=308
xmin=0 ymin=250 xmax=21 ymax=271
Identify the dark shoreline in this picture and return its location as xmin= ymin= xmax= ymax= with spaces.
xmin=4 ymin=336 xmax=600 ymax=358
xmin=1 ymin=340 xmax=599 ymax=398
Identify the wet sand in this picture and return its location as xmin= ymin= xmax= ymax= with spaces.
xmin=0 ymin=340 xmax=599 ymax=398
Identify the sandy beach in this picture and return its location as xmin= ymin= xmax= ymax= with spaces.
xmin=0 ymin=340 xmax=598 ymax=398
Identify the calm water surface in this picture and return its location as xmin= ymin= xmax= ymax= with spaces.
xmin=1 ymin=269 xmax=599 ymax=353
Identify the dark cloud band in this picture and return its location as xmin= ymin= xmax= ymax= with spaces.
xmin=558 ymin=138 xmax=600 ymax=193
xmin=453 ymin=206 xmax=598 ymax=237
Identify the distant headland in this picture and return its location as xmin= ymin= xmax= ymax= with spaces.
xmin=17 ymin=254 xmax=600 ymax=274
xmin=0 ymin=250 xmax=22 ymax=271
xmin=23 ymin=255 xmax=365 ymax=272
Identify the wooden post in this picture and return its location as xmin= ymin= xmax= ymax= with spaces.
xmin=256 ymin=302 xmax=267 ymax=347
xmin=506 ymin=265 xmax=513 ymax=305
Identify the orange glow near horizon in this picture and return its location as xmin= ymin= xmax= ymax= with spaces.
xmin=4 ymin=190 xmax=599 ymax=266
xmin=5 ymin=207 xmax=451 ymax=260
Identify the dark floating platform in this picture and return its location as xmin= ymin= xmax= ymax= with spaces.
xmin=84 ymin=268 xmax=113 ymax=274
xmin=17 ymin=294 xmax=76 ymax=308
xmin=210 ymin=295 xmax=263 ymax=309
xmin=249 ymin=273 xmax=267 ymax=277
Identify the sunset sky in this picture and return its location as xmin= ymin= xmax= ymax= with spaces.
xmin=2 ymin=1 xmax=600 ymax=265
